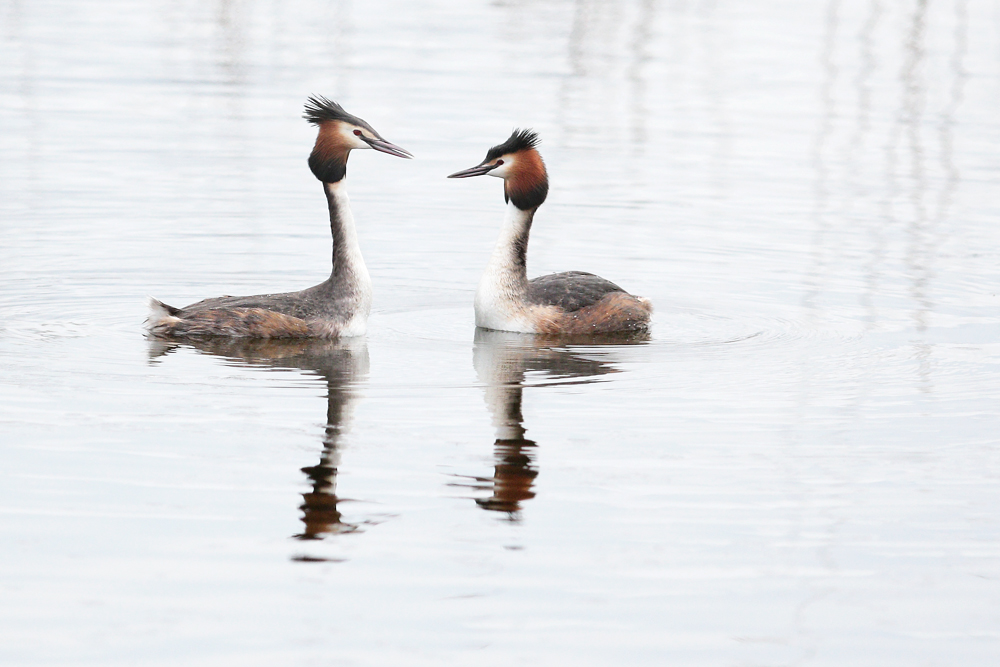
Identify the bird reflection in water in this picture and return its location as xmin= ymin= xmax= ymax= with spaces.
xmin=147 ymin=337 xmax=370 ymax=544
xmin=463 ymin=328 xmax=647 ymax=521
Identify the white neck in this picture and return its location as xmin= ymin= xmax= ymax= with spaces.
xmin=475 ymin=202 xmax=534 ymax=331
xmin=324 ymin=180 xmax=372 ymax=333
xmin=326 ymin=181 xmax=366 ymax=266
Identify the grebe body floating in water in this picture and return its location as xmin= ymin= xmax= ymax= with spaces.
xmin=449 ymin=130 xmax=651 ymax=335
xmin=146 ymin=97 xmax=411 ymax=339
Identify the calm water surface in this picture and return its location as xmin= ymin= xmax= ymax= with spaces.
xmin=2 ymin=1 xmax=999 ymax=665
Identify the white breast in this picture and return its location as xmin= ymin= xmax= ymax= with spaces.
xmin=474 ymin=278 xmax=535 ymax=333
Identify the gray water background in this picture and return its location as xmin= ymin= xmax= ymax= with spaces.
xmin=1 ymin=0 xmax=999 ymax=664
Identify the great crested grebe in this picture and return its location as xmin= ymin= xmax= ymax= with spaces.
xmin=448 ymin=129 xmax=652 ymax=334
xmin=146 ymin=97 xmax=411 ymax=339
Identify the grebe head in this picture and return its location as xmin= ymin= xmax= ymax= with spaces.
xmin=448 ymin=128 xmax=548 ymax=210
xmin=304 ymin=96 xmax=412 ymax=183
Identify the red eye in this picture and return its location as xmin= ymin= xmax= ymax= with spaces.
xmin=496 ymin=159 xmax=504 ymax=166
xmin=353 ymin=130 xmax=362 ymax=136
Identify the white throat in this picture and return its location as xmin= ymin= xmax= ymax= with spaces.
xmin=474 ymin=202 xmax=534 ymax=331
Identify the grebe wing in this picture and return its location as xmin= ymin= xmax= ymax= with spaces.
xmin=176 ymin=291 xmax=312 ymax=319
xmin=527 ymin=271 xmax=626 ymax=312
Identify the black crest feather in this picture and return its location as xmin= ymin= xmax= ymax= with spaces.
xmin=485 ymin=128 xmax=541 ymax=162
xmin=303 ymin=96 xmax=379 ymax=136
xmin=303 ymin=96 xmax=352 ymax=125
